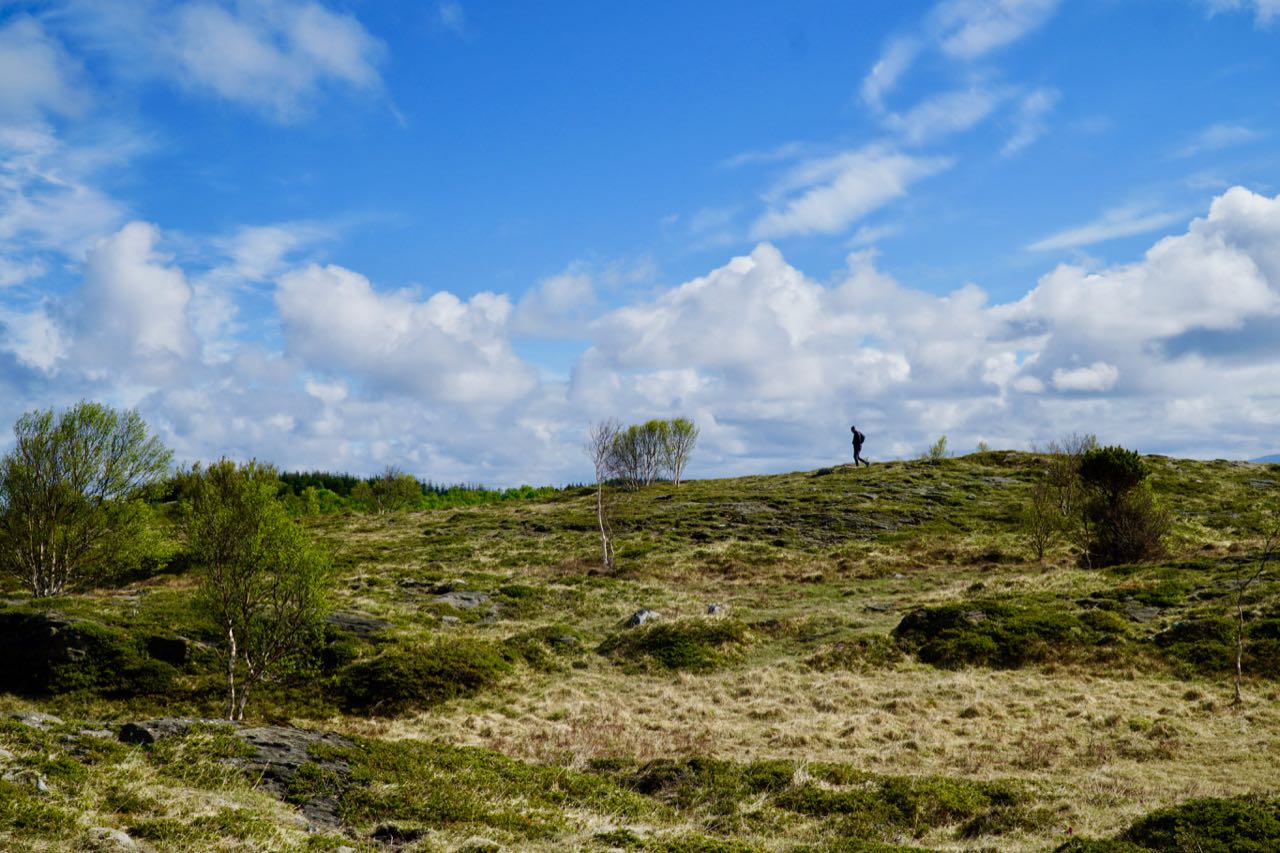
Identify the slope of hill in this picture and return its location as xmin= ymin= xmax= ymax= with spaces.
xmin=1 ymin=452 xmax=1278 ymax=851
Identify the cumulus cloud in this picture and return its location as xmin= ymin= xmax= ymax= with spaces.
xmin=751 ymin=146 xmax=952 ymax=239
xmin=1052 ymin=361 xmax=1119 ymax=392
xmin=76 ymin=222 xmax=193 ymax=364
xmin=275 ymin=263 xmax=538 ymax=404
xmin=6 ymin=187 xmax=1280 ymax=483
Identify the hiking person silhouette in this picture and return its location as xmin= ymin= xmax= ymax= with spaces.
xmin=851 ymin=425 xmax=868 ymax=467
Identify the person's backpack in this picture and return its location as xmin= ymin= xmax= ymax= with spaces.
xmin=853 ymin=429 xmax=865 ymax=445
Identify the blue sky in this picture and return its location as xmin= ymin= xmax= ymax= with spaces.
xmin=2 ymin=0 xmax=1279 ymax=485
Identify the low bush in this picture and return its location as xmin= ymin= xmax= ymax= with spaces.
xmin=892 ymin=601 xmax=1106 ymax=669
xmin=598 ymin=620 xmax=749 ymax=671
xmin=0 ymin=610 xmax=177 ymax=697
xmin=1056 ymin=797 xmax=1280 ymax=852
xmin=1154 ymin=616 xmax=1280 ymax=679
xmin=806 ymin=634 xmax=904 ymax=671
xmin=503 ymin=623 xmax=586 ymax=671
xmin=337 ymin=639 xmax=511 ymax=715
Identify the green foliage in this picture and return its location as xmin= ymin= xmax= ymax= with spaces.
xmin=892 ymin=601 xmax=1109 ymax=669
xmin=923 ymin=435 xmax=949 ymax=463
xmin=351 ymin=466 xmax=422 ymax=513
xmin=598 ymin=619 xmax=749 ymax=671
xmin=180 ymin=458 xmax=334 ymax=720
xmin=338 ymin=639 xmax=512 ymax=715
xmin=0 ymin=401 xmax=172 ymax=596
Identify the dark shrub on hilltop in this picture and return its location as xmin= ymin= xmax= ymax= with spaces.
xmin=1078 ymin=446 xmax=1169 ymax=567
xmin=337 ymin=639 xmax=511 ymax=716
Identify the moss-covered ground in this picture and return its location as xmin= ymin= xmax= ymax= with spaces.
xmin=1 ymin=451 xmax=1278 ymax=850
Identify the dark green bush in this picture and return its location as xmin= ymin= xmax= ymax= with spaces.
xmin=892 ymin=601 xmax=1101 ymax=669
xmin=1078 ymin=447 xmax=1168 ymax=567
xmin=1057 ymin=797 xmax=1280 ymax=852
xmin=598 ymin=620 xmax=749 ymax=671
xmin=0 ymin=611 xmax=176 ymax=697
xmin=338 ymin=639 xmax=511 ymax=715
xmin=1155 ymin=617 xmax=1280 ymax=678
xmin=503 ymin=623 xmax=586 ymax=671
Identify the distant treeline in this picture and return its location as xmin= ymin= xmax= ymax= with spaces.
xmin=274 ymin=469 xmax=565 ymax=514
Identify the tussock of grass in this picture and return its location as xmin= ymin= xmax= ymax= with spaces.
xmin=598 ymin=620 xmax=750 ymax=671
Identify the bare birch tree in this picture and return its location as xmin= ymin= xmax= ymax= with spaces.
xmin=586 ymin=420 xmax=620 ymax=573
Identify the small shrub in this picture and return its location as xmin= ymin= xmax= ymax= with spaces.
xmin=504 ymin=623 xmax=586 ymax=671
xmin=1121 ymin=797 xmax=1280 ymax=852
xmin=1057 ymin=797 xmax=1280 ymax=852
xmin=1078 ymin=446 xmax=1169 ymax=567
xmin=598 ymin=620 xmax=749 ymax=671
xmin=338 ymin=639 xmax=511 ymax=715
xmin=806 ymin=634 xmax=904 ymax=671
xmin=892 ymin=601 xmax=1106 ymax=669
xmin=1155 ymin=616 xmax=1280 ymax=679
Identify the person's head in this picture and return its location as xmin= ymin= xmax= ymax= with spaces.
xmin=850 ymin=425 xmax=856 ymax=433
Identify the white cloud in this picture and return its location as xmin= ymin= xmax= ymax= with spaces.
xmin=77 ymin=222 xmax=193 ymax=362
xmin=751 ymin=146 xmax=952 ymax=239
xmin=1052 ymin=361 xmax=1119 ymax=392
xmin=513 ymin=268 xmax=596 ymax=337
xmin=1027 ymin=205 xmax=1187 ymax=251
xmin=49 ymin=0 xmax=386 ymax=122
xmin=1002 ymin=87 xmax=1058 ymax=155
xmin=0 ymin=304 xmax=66 ymax=372
xmin=1174 ymin=122 xmax=1262 ymax=158
xmin=0 ymin=16 xmax=89 ymax=120
xmin=438 ymin=1 xmax=466 ymax=34
xmin=169 ymin=1 xmax=385 ymax=120
xmin=1204 ymin=0 xmax=1280 ymax=25
xmin=275 ymin=263 xmax=538 ymax=404
xmin=933 ymin=0 xmax=1060 ymax=59
xmin=885 ymin=87 xmax=1005 ymax=145
xmin=860 ymin=37 xmax=921 ymax=110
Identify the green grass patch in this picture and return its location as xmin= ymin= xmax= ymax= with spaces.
xmin=598 ymin=620 xmax=750 ymax=671
xmin=337 ymin=638 xmax=512 ymax=715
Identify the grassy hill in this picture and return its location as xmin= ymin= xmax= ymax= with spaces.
xmin=1 ymin=451 xmax=1278 ymax=851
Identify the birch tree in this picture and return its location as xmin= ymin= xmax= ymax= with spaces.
xmin=180 ymin=459 xmax=333 ymax=720
xmin=0 ymin=402 xmax=171 ymax=597
xmin=585 ymin=420 xmax=620 ymax=573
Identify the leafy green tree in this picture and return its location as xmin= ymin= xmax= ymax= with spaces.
xmin=1077 ymin=446 xmax=1168 ymax=567
xmin=351 ymin=465 xmax=423 ymax=513
xmin=0 ymin=401 xmax=171 ymax=597
xmin=179 ymin=459 xmax=334 ymax=720
xmin=662 ymin=417 xmax=699 ymax=486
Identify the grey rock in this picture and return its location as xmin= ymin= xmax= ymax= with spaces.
xmin=325 ymin=611 xmax=392 ymax=639
xmin=1248 ymin=478 xmax=1277 ymax=488
xmin=441 ymin=615 xmax=461 ymax=625
xmin=1126 ymin=605 xmax=1162 ymax=623
xmin=85 ymin=827 xmax=137 ymax=852
xmin=433 ymin=590 xmax=490 ymax=610
xmin=864 ymin=601 xmax=894 ymax=613
xmin=119 ymin=718 xmax=226 ymax=746
xmin=35 ymin=775 xmax=49 ymax=793
xmin=117 ymin=719 xmax=354 ymax=827
xmin=10 ymin=711 xmax=63 ymax=730
xmin=145 ymin=635 xmax=191 ymax=666
xmin=961 ymin=610 xmax=987 ymax=625
xmin=706 ymin=603 xmax=728 ymax=616
xmin=982 ymin=476 xmax=1019 ymax=485
xmin=627 ymin=608 xmax=660 ymax=627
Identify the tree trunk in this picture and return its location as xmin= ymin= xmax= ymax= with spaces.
xmin=596 ymin=482 xmax=613 ymax=573
xmin=226 ymin=625 xmax=238 ymax=721
xmin=1234 ymin=599 xmax=1245 ymax=706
